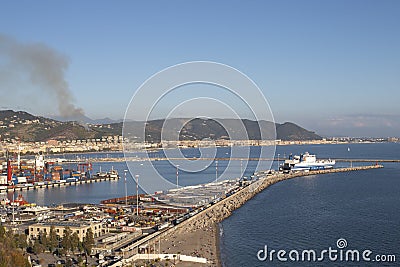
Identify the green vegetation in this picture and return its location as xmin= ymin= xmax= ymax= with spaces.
xmin=0 ymin=225 xmax=30 ymax=267
xmin=29 ymin=226 xmax=94 ymax=257
xmin=0 ymin=110 xmax=120 ymax=142
xmin=0 ymin=110 xmax=322 ymax=142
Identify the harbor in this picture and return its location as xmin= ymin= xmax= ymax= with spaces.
xmin=4 ymin=161 xmax=383 ymax=266
xmin=114 ymin=164 xmax=384 ymax=266
xmin=0 ymin=152 xmax=121 ymax=194
xmin=0 ymin=146 xmax=393 ymax=266
xmin=0 ymin=174 xmax=120 ymax=193
xmin=38 ymin=156 xmax=400 ymax=163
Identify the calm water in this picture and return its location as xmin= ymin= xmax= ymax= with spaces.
xmin=8 ymin=143 xmax=400 ymax=266
xmin=220 ymin=143 xmax=400 ymax=266
xmin=13 ymin=146 xmax=267 ymax=205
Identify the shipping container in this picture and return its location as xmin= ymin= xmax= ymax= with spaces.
xmin=17 ymin=176 xmax=27 ymax=184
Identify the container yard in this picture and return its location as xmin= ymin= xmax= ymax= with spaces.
xmin=0 ymin=152 xmax=119 ymax=193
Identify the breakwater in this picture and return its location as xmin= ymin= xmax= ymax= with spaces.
xmin=170 ymin=165 xmax=383 ymax=232
xmin=154 ymin=165 xmax=383 ymax=267
xmin=117 ymin=165 xmax=383 ymax=266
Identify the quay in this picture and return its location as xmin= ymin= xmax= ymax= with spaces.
xmin=160 ymin=165 xmax=384 ymax=236
xmin=174 ymin=165 xmax=384 ymax=229
xmin=115 ymin=164 xmax=383 ymax=266
xmin=0 ymin=175 xmax=120 ymax=193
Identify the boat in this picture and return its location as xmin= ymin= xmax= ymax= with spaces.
xmin=280 ymin=152 xmax=335 ymax=172
xmin=11 ymin=194 xmax=30 ymax=206
xmin=107 ymin=169 xmax=119 ymax=179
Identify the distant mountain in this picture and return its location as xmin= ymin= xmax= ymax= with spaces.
xmin=0 ymin=110 xmax=122 ymax=142
xmin=137 ymin=118 xmax=321 ymax=142
xmin=49 ymin=114 xmax=121 ymax=124
xmin=276 ymin=122 xmax=321 ymax=140
xmin=0 ymin=110 xmax=322 ymax=142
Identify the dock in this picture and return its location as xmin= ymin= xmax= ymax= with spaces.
xmin=0 ymin=175 xmax=120 ymax=193
xmin=116 ymin=164 xmax=383 ymax=265
xmin=162 ymin=164 xmax=384 ymax=232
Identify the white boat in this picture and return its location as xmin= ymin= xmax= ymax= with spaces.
xmin=107 ymin=169 xmax=119 ymax=179
xmin=281 ymin=152 xmax=335 ymax=172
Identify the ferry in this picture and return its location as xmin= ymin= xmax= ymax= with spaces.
xmin=280 ymin=152 xmax=335 ymax=172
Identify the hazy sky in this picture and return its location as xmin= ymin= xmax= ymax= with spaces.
xmin=0 ymin=1 xmax=399 ymax=137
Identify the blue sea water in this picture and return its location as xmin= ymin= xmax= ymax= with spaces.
xmin=10 ymin=143 xmax=400 ymax=266
xmin=16 ymin=146 xmax=268 ymax=205
xmin=220 ymin=143 xmax=400 ymax=266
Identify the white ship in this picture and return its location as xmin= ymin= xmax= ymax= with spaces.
xmin=280 ymin=152 xmax=335 ymax=172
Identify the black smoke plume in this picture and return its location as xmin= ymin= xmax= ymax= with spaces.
xmin=0 ymin=34 xmax=84 ymax=118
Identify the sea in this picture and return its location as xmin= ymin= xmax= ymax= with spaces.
xmin=8 ymin=143 xmax=400 ymax=266
xmin=220 ymin=143 xmax=400 ymax=267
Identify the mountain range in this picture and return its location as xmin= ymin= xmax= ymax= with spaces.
xmin=0 ymin=110 xmax=322 ymax=142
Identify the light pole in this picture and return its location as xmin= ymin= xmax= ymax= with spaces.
xmin=240 ymin=159 xmax=243 ymax=178
xmin=277 ymin=153 xmax=280 ymax=172
xmin=176 ymin=165 xmax=179 ymax=188
xmin=124 ymin=170 xmax=128 ymax=206
xmin=215 ymin=160 xmax=218 ymax=183
xmin=348 ymin=147 xmax=352 ymax=168
xmin=135 ymin=174 xmax=139 ymax=216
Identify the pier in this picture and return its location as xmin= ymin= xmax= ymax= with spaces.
xmin=161 ymin=165 xmax=384 ymax=233
xmin=117 ymin=164 xmax=383 ymax=266
xmin=0 ymin=175 xmax=120 ymax=193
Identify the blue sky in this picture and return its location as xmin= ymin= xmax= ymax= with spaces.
xmin=0 ymin=1 xmax=399 ymax=137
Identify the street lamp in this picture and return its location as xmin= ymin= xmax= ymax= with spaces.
xmin=277 ymin=153 xmax=280 ymax=172
xmin=215 ymin=160 xmax=218 ymax=183
xmin=124 ymin=170 xmax=128 ymax=206
xmin=176 ymin=165 xmax=179 ymax=188
xmin=135 ymin=175 xmax=139 ymax=216
xmin=240 ymin=159 xmax=243 ymax=179
xmin=347 ymin=147 xmax=352 ymax=168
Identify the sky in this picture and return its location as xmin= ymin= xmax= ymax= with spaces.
xmin=0 ymin=0 xmax=399 ymax=137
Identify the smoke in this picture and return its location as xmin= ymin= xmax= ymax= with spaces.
xmin=0 ymin=34 xmax=84 ymax=118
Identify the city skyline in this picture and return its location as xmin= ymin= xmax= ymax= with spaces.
xmin=1 ymin=1 xmax=399 ymax=137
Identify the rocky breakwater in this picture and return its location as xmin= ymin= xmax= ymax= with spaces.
xmin=163 ymin=164 xmax=384 ymax=236
xmin=157 ymin=164 xmax=383 ymax=266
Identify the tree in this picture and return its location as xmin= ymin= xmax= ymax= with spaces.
xmin=71 ymin=232 xmax=79 ymax=253
xmin=61 ymin=227 xmax=72 ymax=253
xmin=13 ymin=233 xmax=28 ymax=249
xmin=32 ymin=240 xmax=45 ymax=254
xmin=0 ymin=225 xmax=5 ymax=239
xmin=0 ymin=226 xmax=30 ymax=267
xmin=82 ymin=228 xmax=94 ymax=265
xmin=48 ymin=226 xmax=58 ymax=252
xmin=39 ymin=231 xmax=49 ymax=250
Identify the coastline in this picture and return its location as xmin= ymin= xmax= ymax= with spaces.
xmin=215 ymin=223 xmax=221 ymax=267
xmin=155 ymin=165 xmax=383 ymax=266
xmin=12 ymin=140 xmax=394 ymax=158
xmin=158 ymin=221 xmax=220 ymax=266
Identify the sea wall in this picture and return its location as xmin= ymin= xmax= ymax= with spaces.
xmin=162 ymin=165 xmax=383 ymax=236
